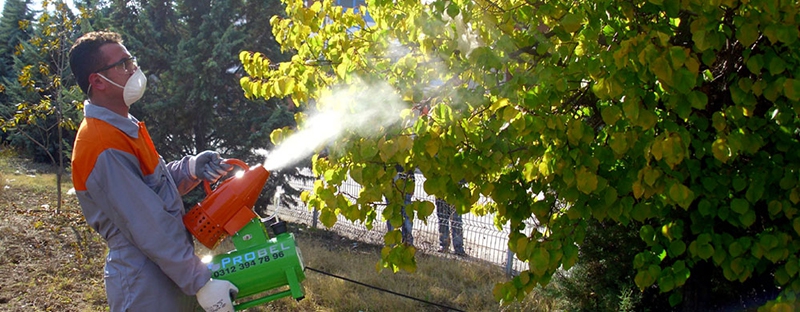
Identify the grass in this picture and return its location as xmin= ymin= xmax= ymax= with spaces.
xmin=0 ymin=149 xmax=558 ymax=311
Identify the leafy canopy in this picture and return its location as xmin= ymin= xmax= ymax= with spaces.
xmin=241 ymin=0 xmax=800 ymax=308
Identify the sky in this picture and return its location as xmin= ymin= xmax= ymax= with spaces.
xmin=1 ymin=1 xmax=77 ymax=15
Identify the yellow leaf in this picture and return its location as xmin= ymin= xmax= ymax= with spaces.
xmin=567 ymin=120 xmax=584 ymax=146
xmin=397 ymin=135 xmax=413 ymax=152
xmin=685 ymin=57 xmax=700 ymax=75
xmin=633 ymin=181 xmax=645 ymax=199
xmin=712 ymin=138 xmax=731 ymax=163
xmin=644 ymin=167 xmax=661 ymax=186
xmin=650 ymin=56 xmax=674 ymax=87
xmin=270 ymin=128 xmax=285 ymax=145
xmin=651 ymin=139 xmax=664 ymax=161
xmin=669 ymin=182 xmax=694 ymax=209
xmin=791 ymin=188 xmax=800 ymax=204
xmin=516 ymin=236 xmax=529 ymax=257
xmin=662 ymin=134 xmax=685 ymax=169
xmin=576 ymin=167 xmax=599 ymax=194
xmin=609 ymin=132 xmax=629 ymax=156
xmin=490 ymin=98 xmax=509 ymax=112
xmin=637 ymin=109 xmax=658 ymax=130
xmin=424 ymin=139 xmax=439 ymax=157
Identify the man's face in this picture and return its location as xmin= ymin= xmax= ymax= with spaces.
xmin=89 ymin=43 xmax=135 ymax=98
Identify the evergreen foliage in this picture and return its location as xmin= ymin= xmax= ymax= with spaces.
xmin=0 ymin=0 xmax=33 ymax=80
xmin=0 ymin=0 xmax=34 ymax=133
xmin=2 ymin=0 xmax=303 ymax=211
xmin=0 ymin=0 xmax=85 ymax=164
xmin=103 ymin=0 xmax=304 ymax=209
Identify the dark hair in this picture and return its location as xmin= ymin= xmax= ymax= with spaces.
xmin=68 ymin=31 xmax=124 ymax=95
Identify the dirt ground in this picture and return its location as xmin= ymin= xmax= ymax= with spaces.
xmin=0 ymin=173 xmax=107 ymax=311
xmin=0 ymin=156 xmax=530 ymax=312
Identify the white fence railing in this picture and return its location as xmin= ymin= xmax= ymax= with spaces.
xmin=271 ymin=172 xmax=530 ymax=275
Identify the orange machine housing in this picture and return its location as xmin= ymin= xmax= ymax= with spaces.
xmin=183 ymin=159 xmax=270 ymax=249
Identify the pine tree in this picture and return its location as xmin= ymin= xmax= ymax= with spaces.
xmin=105 ymin=0 xmax=304 ymax=210
xmin=0 ymin=0 xmax=33 ymax=79
xmin=0 ymin=0 xmax=34 ymax=128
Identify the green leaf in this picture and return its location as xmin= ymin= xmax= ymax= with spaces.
xmin=713 ymin=246 xmax=728 ymax=265
xmin=530 ymin=248 xmax=550 ymax=276
xmin=561 ymin=13 xmax=582 ymax=33
xmin=659 ymin=271 xmax=676 ymax=292
xmin=320 ymin=208 xmax=338 ymax=227
xmin=669 ymin=240 xmax=686 ymax=257
xmin=640 ymin=225 xmax=657 ymax=246
xmin=768 ymin=200 xmax=783 ymax=217
xmin=767 ymin=54 xmax=786 ymax=75
xmin=601 ymin=106 xmax=622 ymax=126
xmin=777 ymin=24 xmax=799 ymax=44
xmin=736 ymin=20 xmax=760 ymax=47
xmin=631 ymin=202 xmax=652 ymax=222
xmin=688 ymin=91 xmax=708 ymax=109
xmin=446 ymin=3 xmax=459 ymax=18
xmin=783 ymin=79 xmax=800 ymax=101
xmin=732 ymin=177 xmax=747 ymax=192
xmin=746 ymin=54 xmax=764 ymax=73
xmin=669 ymin=291 xmax=683 ymax=306
xmin=415 ymin=201 xmax=434 ymax=219
xmin=562 ymin=244 xmax=578 ymax=270
xmin=698 ymin=244 xmax=714 ymax=260
xmin=673 ymin=68 xmax=696 ymax=94
xmin=729 ymin=241 xmax=743 ymax=257
xmin=668 ymin=182 xmax=694 ymax=209
xmin=786 ymin=258 xmax=799 ymax=277
xmin=730 ymin=198 xmax=749 ymax=214
xmin=793 ymin=218 xmax=800 ymax=236
xmin=698 ymin=199 xmax=714 ymax=216
xmin=745 ymin=184 xmax=764 ymax=203
xmin=635 ymin=270 xmax=655 ymax=290
xmin=691 ymin=235 xmax=715 ymax=260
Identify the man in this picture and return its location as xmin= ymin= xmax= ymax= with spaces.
xmin=69 ymin=31 xmax=237 ymax=312
xmin=435 ymin=198 xmax=466 ymax=256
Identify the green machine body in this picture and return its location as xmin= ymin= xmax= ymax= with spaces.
xmin=205 ymin=218 xmax=306 ymax=310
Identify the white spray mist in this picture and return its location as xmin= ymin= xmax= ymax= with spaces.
xmin=262 ymin=81 xmax=405 ymax=171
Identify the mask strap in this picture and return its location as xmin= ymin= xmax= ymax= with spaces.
xmin=96 ymin=73 xmax=125 ymax=89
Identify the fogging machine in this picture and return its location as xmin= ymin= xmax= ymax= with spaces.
xmin=183 ymin=159 xmax=306 ymax=310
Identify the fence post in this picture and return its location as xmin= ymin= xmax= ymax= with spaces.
xmin=505 ymin=247 xmax=514 ymax=276
xmin=312 ymin=208 xmax=319 ymax=229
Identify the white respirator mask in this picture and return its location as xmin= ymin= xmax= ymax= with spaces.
xmin=97 ymin=68 xmax=147 ymax=107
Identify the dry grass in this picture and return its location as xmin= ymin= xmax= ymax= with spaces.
xmin=0 ymin=152 xmax=107 ymax=311
xmin=0 ymin=151 xmax=553 ymax=311
xmin=249 ymin=227 xmax=545 ymax=312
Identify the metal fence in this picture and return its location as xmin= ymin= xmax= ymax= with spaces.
xmin=269 ymin=171 xmax=528 ymax=275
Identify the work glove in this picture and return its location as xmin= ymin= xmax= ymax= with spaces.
xmin=189 ymin=151 xmax=233 ymax=183
xmin=197 ymin=279 xmax=239 ymax=312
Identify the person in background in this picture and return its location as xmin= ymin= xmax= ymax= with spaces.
xmin=69 ymin=31 xmax=237 ymax=312
xmin=435 ymin=197 xmax=466 ymax=256
xmin=386 ymin=164 xmax=415 ymax=245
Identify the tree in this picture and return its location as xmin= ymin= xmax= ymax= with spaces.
xmin=0 ymin=0 xmax=35 ymax=140
xmin=103 ymin=0 xmax=305 ymax=210
xmin=0 ymin=0 xmax=34 ymax=79
xmin=0 ymin=0 xmax=95 ymax=212
xmin=240 ymin=0 xmax=800 ymax=309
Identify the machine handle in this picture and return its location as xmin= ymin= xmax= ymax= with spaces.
xmin=203 ymin=159 xmax=250 ymax=194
